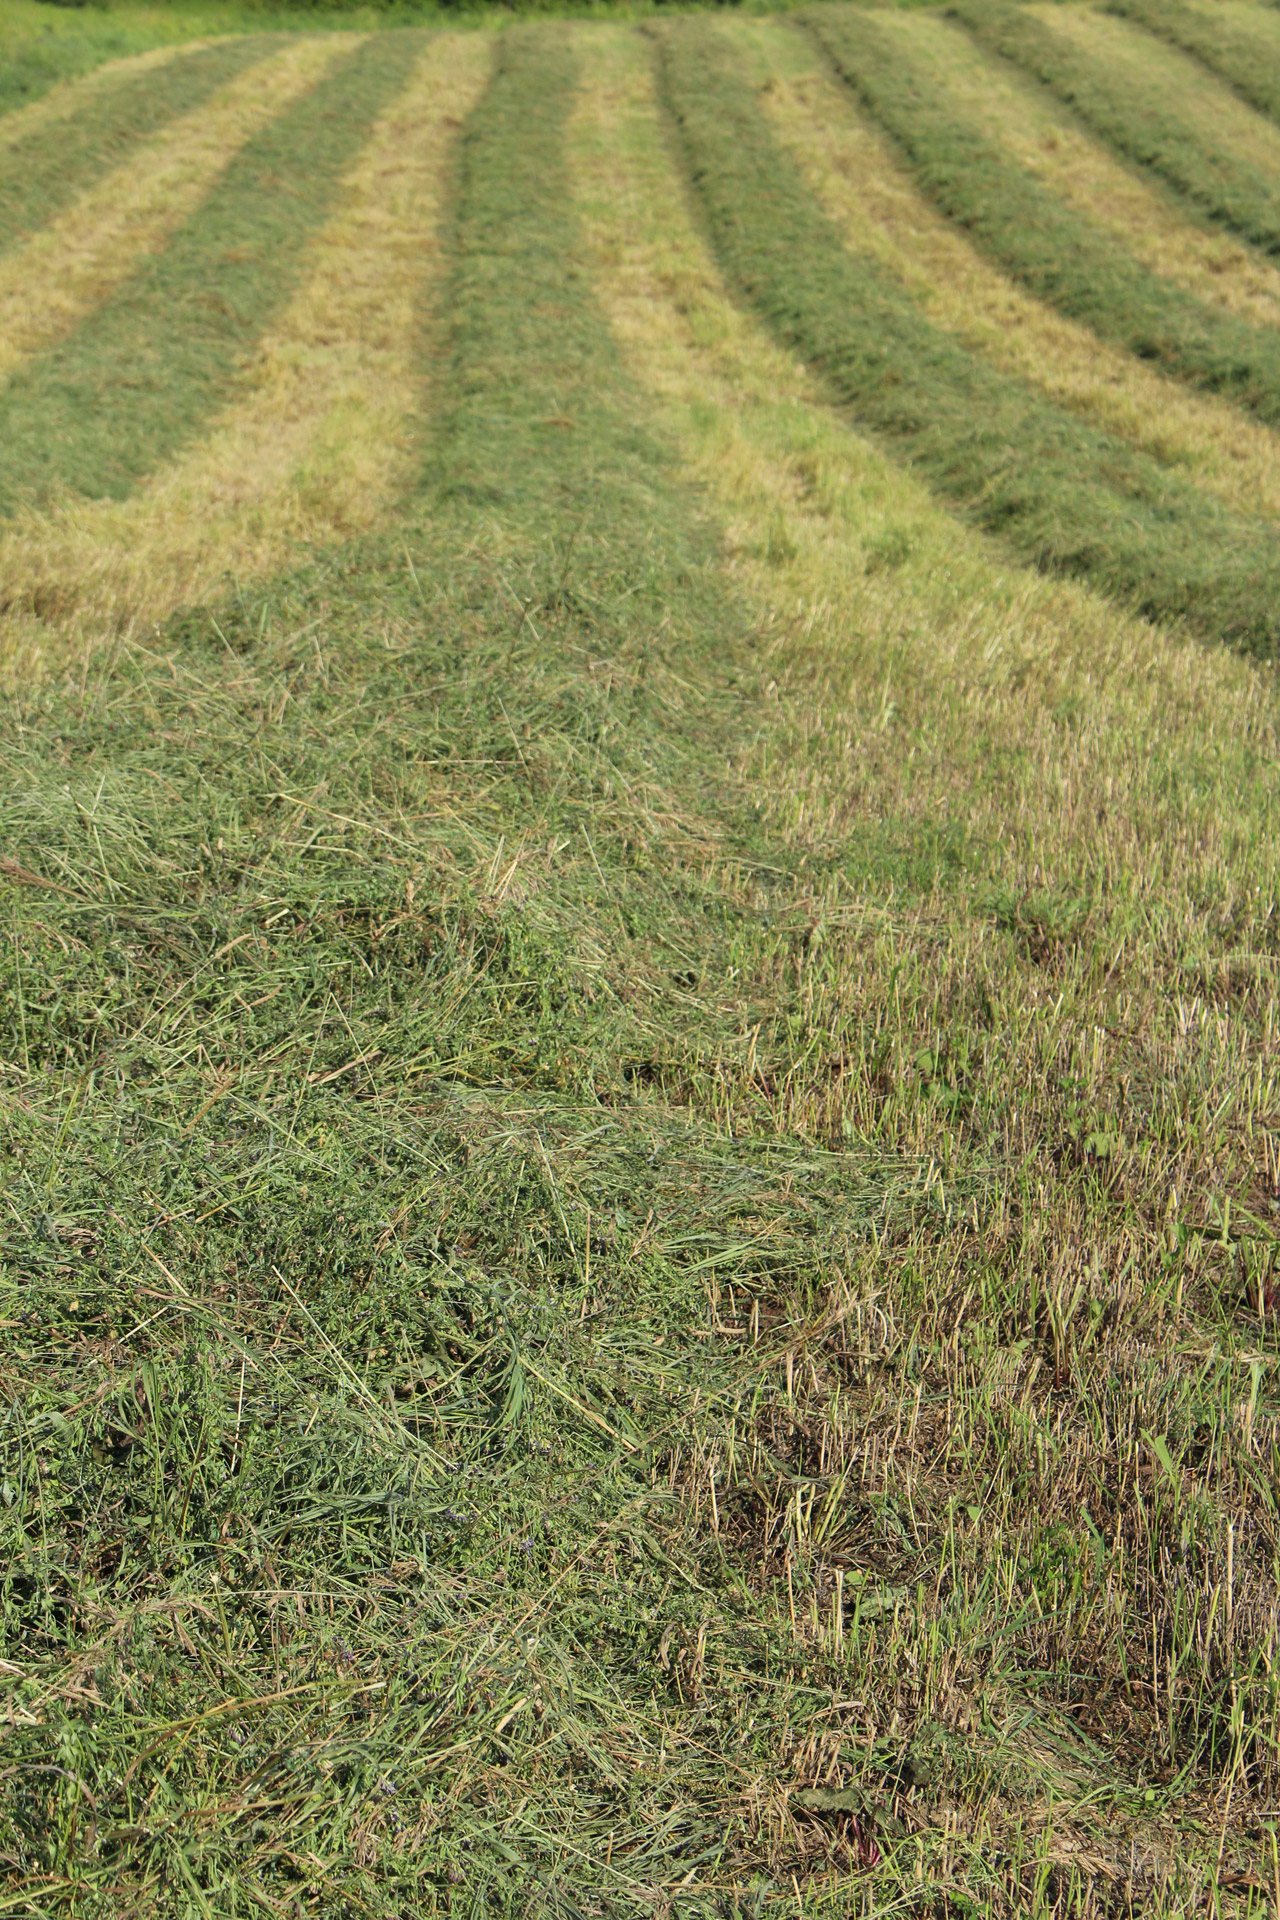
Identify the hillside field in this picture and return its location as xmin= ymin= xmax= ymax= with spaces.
xmin=5 ymin=1 xmax=1280 ymax=1913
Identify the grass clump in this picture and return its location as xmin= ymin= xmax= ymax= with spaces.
xmin=952 ymin=0 xmax=1280 ymax=257
xmin=806 ymin=4 xmax=1280 ymax=431
xmin=0 ymin=31 xmax=425 ymax=515
xmin=655 ymin=16 xmax=1280 ymax=656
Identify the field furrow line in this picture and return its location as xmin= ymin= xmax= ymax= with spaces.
xmin=955 ymin=0 xmax=1280 ymax=256
xmin=0 ymin=36 xmax=353 ymax=392
xmin=0 ymin=30 xmax=492 ymax=655
xmin=655 ymin=17 xmax=1280 ymax=657
xmin=744 ymin=22 xmax=1280 ymax=527
xmin=863 ymin=11 xmax=1280 ymax=334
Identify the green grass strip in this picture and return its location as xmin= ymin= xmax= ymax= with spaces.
xmin=0 ymin=37 xmax=276 ymax=259
xmin=657 ymin=16 xmax=1280 ymax=657
xmin=0 ymin=31 xmax=423 ymax=515
xmin=1107 ymin=0 xmax=1280 ymax=127
xmin=950 ymin=0 xmax=1280 ymax=257
xmin=805 ymin=6 xmax=1280 ymax=428
xmin=0 ymin=15 xmax=190 ymax=120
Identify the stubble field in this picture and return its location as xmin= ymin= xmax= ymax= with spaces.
xmin=4 ymin=2 xmax=1280 ymax=1914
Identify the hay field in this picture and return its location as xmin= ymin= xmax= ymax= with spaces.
xmin=4 ymin=5 xmax=1280 ymax=1915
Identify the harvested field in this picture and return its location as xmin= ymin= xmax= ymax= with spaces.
xmin=3 ymin=6 xmax=1280 ymax=1917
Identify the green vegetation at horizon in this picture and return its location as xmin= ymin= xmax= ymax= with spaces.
xmin=807 ymin=5 xmax=1280 ymax=428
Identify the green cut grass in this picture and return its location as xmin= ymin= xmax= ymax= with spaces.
xmin=806 ymin=4 xmax=1280 ymax=430
xmin=952 ymin=0 xmax=1280 ymax=258
xmin=0 ymin=5 xmax=232 ymax=119
xmin=0 ymin=22 xmax=996 ymax=1911
xmin=7 ymin=10 xmax=1280 ymax=1915
xmin=0 ymin=30 xmax=423 ymax=516
xmin=656 ymin=15 xmax=1280 ymax=657
xmin=0 ymin=36 xmax=278 ymax=259
xmin=1106 ymin=0 xmax=1280 ymax=128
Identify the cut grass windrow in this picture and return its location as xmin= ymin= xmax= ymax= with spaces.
xmin=806 ymin=4 xmax=1280 ymax=433
xmin=747 ymin=28 xmax=1280 ymax=530
xmin=656 ymin=17 xmax=1280 ymax=658
xmin=1108 ymin=0 xmax=1280 ymax=126
xmin=952 ymin=0 xmax=1280 ymax=258
xmin=0 ymin=14 xmax=208 ymax=122
xmin=0 ymin=31 xmax=419 ymax=517
xmin=0 ymin=22 xmax=932 ymax=1912
xmin=0 ymin=31 xmax=491 ymax=649
xmin=0 ymin=36 xmax=349 ymax=393
xmin=875 ymin=10 xmax=1280 ymax=335
xmin=5 ymin=15 xmax=1280 ymax=1914
xmin=0 ymin=34 xmax=273 ymax=261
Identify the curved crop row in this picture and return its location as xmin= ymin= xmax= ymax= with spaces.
xmin=0 ymin=33 xmax=491 ymax=646
xmin=1106 ymin=0 xmax=1280 ymax=128
xmin=657 ymin=17 xmax=1280 ymax=656
xmin=0 ymin=31 xmax=422 ymax=517
xmin=0 ymin=35 xmax=273 ymax=259
xmin=951 ymin=0 xmax=1280 ymax=256
xmin=807 ymin=6 xmax=1280 ymax=429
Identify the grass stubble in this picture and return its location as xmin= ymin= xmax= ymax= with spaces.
xmin=2 ymin=11 xmax=1280 ymax=1919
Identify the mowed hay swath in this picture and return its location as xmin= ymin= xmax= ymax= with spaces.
xmin=4 ymin=11 xmax=1280 ymax=1918
xmin=867 ymin=9 xmax=1280 ymax=332
xmin=0 ymin=31 xmax=423 ymax=516
xmin=655 ymin=17 xmax=1280 ymax=654
xmin=0 ymin=31 xmax=492 ymax=650
xmin=743 ymin=21 xmax=1280 ymax=524
xmin=1109 ymin=0 xmax=1280 ymax=124
xmin=804 ymin=6 xmax=1280 ymax=436
xmin=954 ymin=0 xmax=1280 ymax=254
xmin=0 ymin=33 xmax=273 ymax=257
xmin=0 ymin=36 xmax=351 ymax=390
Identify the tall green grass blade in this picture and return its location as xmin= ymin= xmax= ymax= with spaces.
xmin=952 ymin=0 xmax=1280 ymax=256
xmin=658 ymin=16 xmax=1280 ymax=656
xmin=808 ymin=5 xmax=1280 ymax=428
